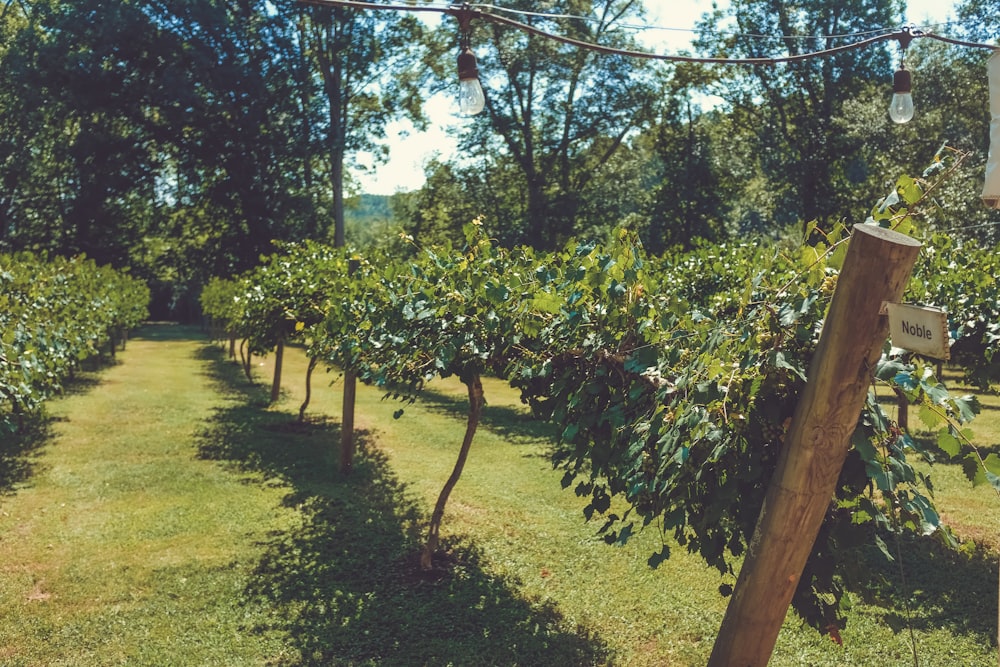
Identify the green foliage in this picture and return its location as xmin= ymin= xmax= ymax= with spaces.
xmin=0 ymin=252 xmax=149 ymax=434
xmin=442 ymin=0 xmax=663 ymax=249
xmin=202 ymin=156 xmax=1000 ymax=638
xmin=690 ymin=0 xmax=899 ymax=228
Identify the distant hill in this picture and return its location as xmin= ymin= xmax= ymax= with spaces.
xmin=346 ymin=193 xmax=394 ymax=223
xmin=344 ymin=193 xmax=400 ymax=244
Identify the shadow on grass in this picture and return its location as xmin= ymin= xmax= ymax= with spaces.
xmin=412 ymin=385 xmax=558 ymax=447
xmin=843 ymin=531 xmax=998 ymax=644
xmin=194 ymin=345 xmax=609 ymax=666
xmin=0 ymin=415 xmax=51 ymax=496
xmin=1 ymin=360 xmax=120 ymax=495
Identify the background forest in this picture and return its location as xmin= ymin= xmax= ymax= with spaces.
xmin=0 ymin=0 xmax=998 ymax=318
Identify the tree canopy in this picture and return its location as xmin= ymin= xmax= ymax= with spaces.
xmin=0 ymin=0 xmax=997 ymax=305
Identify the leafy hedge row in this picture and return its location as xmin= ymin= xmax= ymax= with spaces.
xmin=201 ymin=211 xmax=1000 ymax=637
xmin=0 ymin=252 xmax=150 ymax=434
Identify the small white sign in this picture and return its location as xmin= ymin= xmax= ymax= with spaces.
xmin=886 ymin=303 xmax=950 ymax=360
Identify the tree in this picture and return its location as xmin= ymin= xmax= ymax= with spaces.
xmin=692 ymin=0 xmax=901 ymax=229
xmin=455 ymin=0 xmax=663 ymax=248
xmin=0 ymin=0 xmax=328 ymax=300
xmin=956 ymin=0 xmax=1000 ymax=41
xmin=831 ymin=37 xmax=997 ymax=243
xmin=0 ymin=0 xmax=161 ymax=264
xmin=391 ymin=160 xmax=483 ymax=247
xmin=140 ymin=0 xmax=330 ymax=277
xmin=395 ymin=152 xmax=532 ymax=247
xmin=0 ymin=0 xmax=433 ymax=319
xmin=644 ymin=96 xmax=731 ymax=252
xmin=293 ymin=0 xmax=428 ymax=248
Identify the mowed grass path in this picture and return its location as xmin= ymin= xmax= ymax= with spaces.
xmin=0 ymin=326 xmax=296 ymax=665
xmin=0 ymin=323 xmax=997 ymax=666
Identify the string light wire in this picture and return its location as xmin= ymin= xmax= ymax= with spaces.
xmin=297 ymin=0 xmax=1000 ymax=62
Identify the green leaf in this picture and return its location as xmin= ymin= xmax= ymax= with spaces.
xmin=873 ymin=533 xmax=894 ymax=562
xmin=531 ymin=291 xmax=563 ymax=315
xmin=875 ymin=359 xmax=907 ymax=382
xmin=561 ymin=423 xmax=580 ymax=442
xmin=984 ymin=453 xmax=1000 ymax=477
xmin=898 ymin=175 xmax=923 ymax=205
xmin=920 ymin=379 xmax=950 ymax=406
xmin=952 ymin=394 xmax=980 ymax=423
xmin=769 ymin=351 xmax=806 ymax=381
xmin=963 ymin=453 xmax=988 ymax=486
xmin=936 ymin=430 xmax=961 ymax=458
xmin=918 ymin=404 xmax=943 ymax=430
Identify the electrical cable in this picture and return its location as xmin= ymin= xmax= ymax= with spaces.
xmin=297 ymin=0 xmax=1000 ymax=62
xmin=475 ymin=5 xmax=900 ymax=44
xmin=938 ymin=220 xmax=1000 ymax=233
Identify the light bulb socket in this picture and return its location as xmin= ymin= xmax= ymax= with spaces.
xmin=893 ymin=68 xmax=911 ymax=94
xmin=458 ymin=47 xmax=479 ymax=82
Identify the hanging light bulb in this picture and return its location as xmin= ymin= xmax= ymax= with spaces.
xmin=889 ymin=64 xmax=914 ymax=124
xmin=457 ymin=46 xmax=486 ymax=116
xmin=452 ymin=5 xmax=485 ymax=116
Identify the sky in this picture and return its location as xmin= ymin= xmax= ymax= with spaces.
xmin=351 ymin=0 xmax=960 ymax=196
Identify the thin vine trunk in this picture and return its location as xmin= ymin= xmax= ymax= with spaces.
xmin=270 ymin=337 xmax=285 ymax=404
xmin=420 ymin=372 xmax=485 ymax=571
xmin=299 ymin=355 xmax=318 ymax=422
xmin=240 ymin=339 xmax=252 ymax=380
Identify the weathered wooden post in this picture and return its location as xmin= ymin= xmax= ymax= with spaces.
xmin=708 ymin=224 xmax=922 ymax=667
xmin=340 ymin=368 xmax=357 ymax=474
xmin=340 ymin=257 xmax=361 ymax=475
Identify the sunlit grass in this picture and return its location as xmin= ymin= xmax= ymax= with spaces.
xmin=269 ymin=342 xmax=998 ymax=666
xmin=0 ymin=326 xmax=996 ymax=665
xmin=0 ymin=326 xmax=296 ymax=666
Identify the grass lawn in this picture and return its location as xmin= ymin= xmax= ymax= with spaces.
xmin=0 ymin=323 xmax=997 ymax=665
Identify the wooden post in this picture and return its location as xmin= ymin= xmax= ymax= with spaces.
xmin=894 ymin=386 xmax=909 ymax=432
xmin=340 ymin=258 xmax=361 ymax=475
xmin=340 ymin=369 xmax=357 ymax=474
xmin=708 ymin=225 xmax=922 ymax=667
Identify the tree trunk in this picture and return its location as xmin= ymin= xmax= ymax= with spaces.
xmin=228 ymin=334 xmax=236 ymax=360
xmin=708 ymin=224 xmax=922 ymax=666
xmin=331 ymin=144 xmax=345 ymax=248
xmin=526 ymin=177 xmax=549 ymax=248
xmin=240 ymin=339 xmax=252 ymax=380
xmin=420 ymin=373 xmax=485 ymax=570
xmin=299 ymin=356 xmax=318 ymax=422
xmin=270 ymin=337 xmax=285 ymax=404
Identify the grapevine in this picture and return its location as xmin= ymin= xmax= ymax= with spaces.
xmin=202 ymin=156 xmax=996 ymax=633
xmin=1 ymin=253 xmax=149 ymax=435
